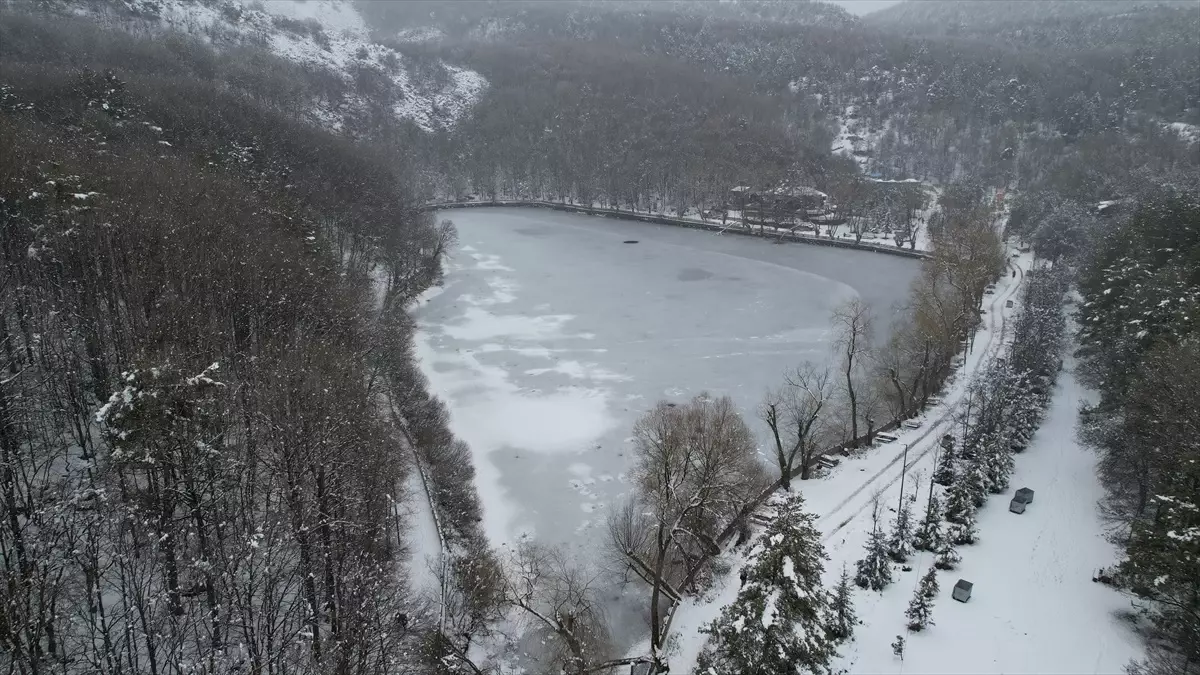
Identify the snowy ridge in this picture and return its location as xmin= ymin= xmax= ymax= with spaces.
xmin=1166 ymin=121 xmax=1200 ymax=145
xmin=64 ymin=0 xmax=486 ymax=132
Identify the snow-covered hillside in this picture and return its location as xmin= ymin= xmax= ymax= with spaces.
xmin=831 ymin=104 xmax=881 ymax=170
xmin=1167 ymin=121 xmax=1200 ymax=145
xmin=60 ymin=0 xmax=485 ymax=132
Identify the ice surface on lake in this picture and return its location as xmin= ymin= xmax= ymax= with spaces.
xmin=415 ymin=207 xmax=920 ymax=550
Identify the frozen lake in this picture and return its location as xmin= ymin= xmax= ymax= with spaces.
xmin=415 ymin=207 xmax=920 ymax=550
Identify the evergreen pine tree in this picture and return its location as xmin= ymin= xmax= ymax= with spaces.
xmin=826 ymin=565 xmax=857 ymax=642
xmin=905 ymin=567 xmax=940 ymax=631
xmin=887 ymin=495 xmax=915 ymax=562
xmin=912 ymin=494 xmax=944 ymax=552
xmin=855 ymin=501 xmax=894 ymax=591
xmin=946 ymin=518 xmax=978 ymax=546
xmin=963 ymin=459 xmax=988 ymax=507
xmin=943 ymin=477 xmax=976 ymax=525
xmin=983 ymin=437 xmax=1015 ymax=494
xmin=932 ymin=437 xmax=957 ymax=486
xmin=958 ymin=436 xmax=981 ymax=463
xmin=1015 ymin=409 xmax=1038 ymax=450
xmin=697 ymin=493 xmax=837 ymax=675
xmin=934 ymin=541 xmax=962 ymax=570
xmin=1009 ymin=404 xmax=1034 ymax=452
xmin=891 ymin=635 xmax=906 ymax=660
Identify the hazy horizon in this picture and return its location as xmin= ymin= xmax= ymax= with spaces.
xmin=826 ymin=0 xmax=904 ymax=16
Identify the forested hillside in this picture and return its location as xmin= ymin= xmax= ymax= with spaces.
xmin=0 ymin=8 xmax=476 ymax=673
xmin=17 ymin=0 xmax=487 ymax=135
xmin=359 ymin=0 xmax=1196 ymax=210
xmin=1074 ymin=194 xmax=1200 ymax=675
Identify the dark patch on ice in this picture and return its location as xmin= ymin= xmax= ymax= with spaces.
xmin=623 ymin=240 xmax=639 ymax=244
xmin=515 ymin=227 xmax=554 ymax=237
xmin=677 ymin=267 xmax=714 ymax=281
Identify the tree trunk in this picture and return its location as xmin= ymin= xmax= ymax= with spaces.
xmin=846 ymin=359 xmax=859 ymax=446
xmin=287 ymin=469 xmax=322 ymax=664
xmin=766 ymin=410 xmax=792 ymax=491
xmin=799 ymin=442 xmax=812 ymax=481
xmin=154 ymin=468 xmax=184 ymax=618
xmin=648 ymin=524 xmax=670 ymax=657
xmin=316 ymin=468 xmax=340 ymax=642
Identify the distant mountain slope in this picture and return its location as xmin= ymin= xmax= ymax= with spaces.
xmin=357 ymin=0 xmax=858 ymax=40
xmin=866 ymin=0 xmax=1198 ymax=51
xmin=37 ymin=0 xmax=485 ymax=132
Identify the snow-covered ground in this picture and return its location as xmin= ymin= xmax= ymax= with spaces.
xmin=831 ymin=104 xmax=886 ymax=172
xmin=661 ymin=254 xmax=1142 ymax=673
xmin=837 ymin=323 xmax=1142 ymax=673
xmin=398 ymin=464 xmax=445 ymax=600
xmin=66 ymin=0 xmax=485 ymax=131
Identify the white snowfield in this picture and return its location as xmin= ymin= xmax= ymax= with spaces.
xmin=663 ymin=252 xmax=1142 ymax=673
xmin=73 ymin=0 xmax=485 ymax=132
xmin=831 ymin=321 xmax=1142 ymax=672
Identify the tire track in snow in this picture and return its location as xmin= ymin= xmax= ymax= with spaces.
xmin=820 ymin=259 xmax=1026 ymax=542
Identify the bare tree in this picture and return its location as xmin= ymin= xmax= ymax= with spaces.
xmin=608 ymin=394 xmax=766 ymax=661
xmin=504 ymin=541 xmax=613 ymax=675
xmin=850 ymin=205 xmax=876 ymax=243
xmin=895 ymin=186 xmax=928 ymax=249
xmin=827 ymin=159 xmax=867 ymax=241
xmin=928 ymin=211 xmax=1006 ymax=348
xmin=760 ymin=363 xmax=836 ymax=486
xmin=831 ymin=298 xmax=875 ymax=447
xmin=439 ymin=542 xmax=506 ymax=656
xmin=873 ymin=313 xmax=935 ymax=422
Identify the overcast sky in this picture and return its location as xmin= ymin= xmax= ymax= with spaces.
xmin=826 ymin=0 xmax=903 ymax=16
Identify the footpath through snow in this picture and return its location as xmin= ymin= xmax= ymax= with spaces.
xmin=662 ymin=255 xmax=1142 ymax=673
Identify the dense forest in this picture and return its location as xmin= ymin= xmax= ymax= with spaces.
xmin=0 ymin=8 xmax=485 ymax=673
xmin=1 ymin=0 xmax=1198 ymax=673
xmin=362 ymin=0 xmax=1197 ymax=203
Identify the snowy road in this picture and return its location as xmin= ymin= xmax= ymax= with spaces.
xmin=817 ymin=257 xmax=1025 ymax=542
xmin=666 ymin=251 xmax=1139 ymax=673
xmin=834 ymin=305 xmax=1142 ymax=674
xmin=399 ymin=463 xmax=445 ymax=602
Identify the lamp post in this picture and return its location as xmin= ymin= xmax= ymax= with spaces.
xmin=897 ymin=442 xmax=910 ymax=510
